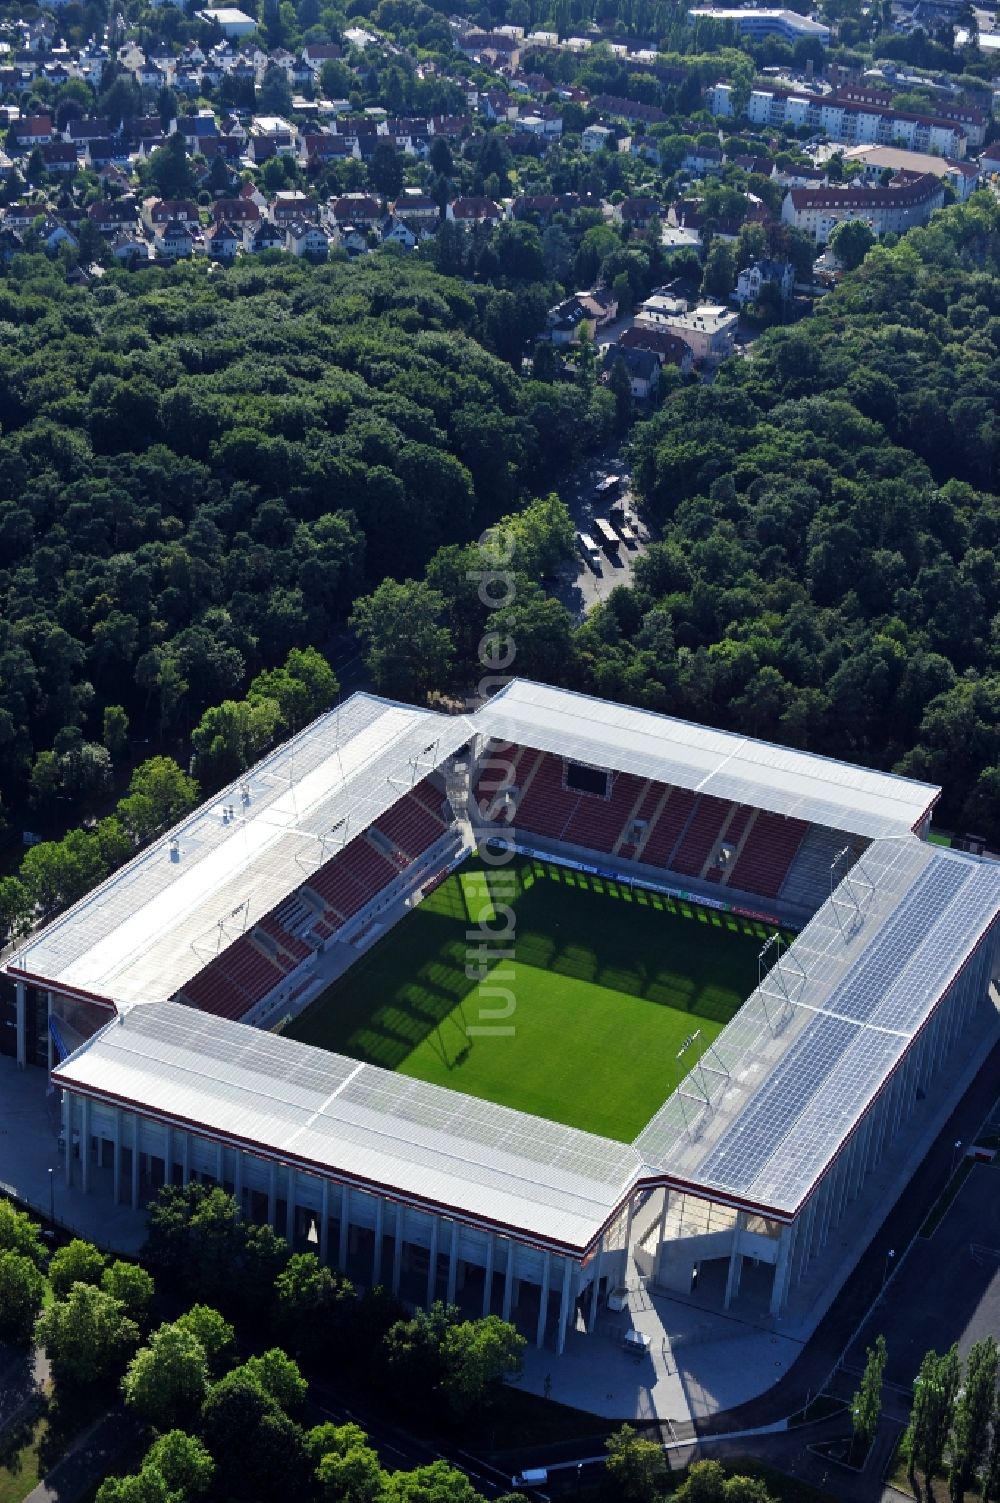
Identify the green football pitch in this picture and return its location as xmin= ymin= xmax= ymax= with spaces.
xmin=286 ymin=855 xmax=785 ymax=1142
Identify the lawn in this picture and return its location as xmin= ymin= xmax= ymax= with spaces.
xmin=287 ymin=855 xmax=782 ymax=1142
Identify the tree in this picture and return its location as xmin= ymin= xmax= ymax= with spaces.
xmin=102 ymin=1261 xmax=155 ymax=1323
xmin=313 ymin=1424 xmax=385 ymax=1503
xmin=36 ymin=1283 xmax=140 ymax=1388
xmin=381 ymin=1303 xmax=458 ymax=1409
xmin=701 ymin=239 xmax=736 ymax=300
xmin=381 ymin=1460 xmax=484 ymax=1503
xmin=0 ymin=877 xmax=32 ymax=947
xmin=852 ymin=1334 xmax=887 ymax=1454
xmin=440 ymin=1316 xmax=525 ymax=1418
xmin=174 ymin=1305 xmax=236 ymax=1377
xmin=602 ymin=1425 xmax=665 ymax=1503
xmin=610 ymin=354 xmax=633 ymax=435
xmin=0 ymin=1250 xmax=46 ymax=1344
xmin=828 ymin=218 xmax=876 ymax=270
xmin=122 ymin=1322 xmax=209 ymax=1428
xmin=274 ymin=1254 xmax=354 ymax=1358
xmin=147 ymin=132 xmax=196 ymax=200
xmin=200 ymin=1368 xmax=312 ymax=1501
xmin=259 ymin=63 xmax=293 ymax=115
xmin=145 ymin=1431 xmax=214 ymax=1497
xmin=950 ymin=1337 xmax=999 ymax=1500
xmin=102 ymin=705 xmax=129 ymax=758
xmin=239 ymin=1349 xmax=308 ymax=1413
xmin=0 ymin=1200 xmax=46 ymax=1267
xmin=49 ymin=1238 xmax=107 ymax=1298
xmin=350 ymin=580 xmax=454 ymax=703
xmin=906 ymin=1345 xmax=962 ymax=1487
xmin=117 ymin=759 xmax=199 ymax=844
xmin=369 ymin=143 xmax=403 ymax=204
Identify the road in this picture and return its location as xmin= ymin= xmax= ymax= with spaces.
xmin=550 ymin=446 xmax=651 ymax=618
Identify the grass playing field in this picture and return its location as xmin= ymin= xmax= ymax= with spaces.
xmin=286 ymin=855 xmax=785 ymax=1142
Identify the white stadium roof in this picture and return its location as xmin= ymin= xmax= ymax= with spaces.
xmin=10 ymin=694 xmax=471 ymax=1008
xmin=52 ymin=1001 xmax=642 ymax=1254
xmin=476 ymin=680 xmax=940 ymax=841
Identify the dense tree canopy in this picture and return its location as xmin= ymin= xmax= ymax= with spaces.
xmin=0 ymin=253 xmax=610 ymax=830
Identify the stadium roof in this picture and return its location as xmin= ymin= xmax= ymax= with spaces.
xmin=52 ymin=1001 xmax=642 ymax=1254
xmin=636 ymin=839 xmax=1000 ymax=1216
xmin=476 ymin=681 xmax=940 ymax=841
xmin=8 ymin=694 xmax=470 ymax=1009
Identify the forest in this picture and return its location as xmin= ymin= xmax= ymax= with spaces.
xmin=0 ymin=252 xmax=611 ymax=836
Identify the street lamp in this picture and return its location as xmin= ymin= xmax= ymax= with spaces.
xmin=952 ymin=1140 xmax=963 ymax=1179
xmin=882 ymin=1247 xmax=895 ymax=1291
xmin=48 ymin=1166 xmax=54 ymax=1225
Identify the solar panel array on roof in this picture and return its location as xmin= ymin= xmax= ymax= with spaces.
xmin=636 ymin=841 xmax=1000 ymax=1214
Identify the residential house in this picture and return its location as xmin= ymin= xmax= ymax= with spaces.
xmin=285 ymin=218 xmax=329 ymax=257
xmin=302 ymin=41 xmax=342 ymax=72
xmin=143 ymin=197 xmax=200 ymax=231
xmin=40 ymin=142 xmax=79 ymax=172
xmin=12 ymin=113 xmax=53 ymax=147
xmin=614 ymin=195 xmax=661 ymax=229
xmin=207 ymin=220 xmax=240 ymax=259
xmin=88 ymin=197 xmax=141 ymax=234
xmin=154 ymin=219 xmax=195 ymax=256
xmin=391 ymin=190 xmax=439 ymax=227
xmin=619 ymin=324 xmax=694 ymax=375
xmin=298 ymin=132 xmax=357 ymax=168
xmin=65 ymin=116 xmax=111 ymax=143
xmin=37 ymin=217 xmax=77 ymax=252
xmin=210 ymin=196 xmax=260 ymax=227
xmin=270 ymin=191 xmax=316 ymax=225
xmin=582 ymin=123 xmax=614 ymax=153
xmin=590 ymin=93 xmax=666 ymax=126
xmin=546 ymin=287 xmax=618 ymax=343
xmin=84 ymin=139 xmax=128 ymax=170
xmin=734 ymin=257 xmax=794 ymax=305
xmin=331 ymin=193 xmax=383 ymax=228
xmin=602 ymin=344 xmax=660 ymax=400
xmin=332 ymin=224 xmax=368 ymax=256
xmin=109 ymin=229 xmax=149 ymax=262
xmin=379 ymin=213 xmax=417 ymax=249
xmin=447 ymin=195 xmax=502 ymax=229
xmin=682 ymin=145 xmax=723 ymax=176
xmin=243 ymin=219 xmax=285 ymax=253
xmin=511 ymin=192 xmax=581 ymax=222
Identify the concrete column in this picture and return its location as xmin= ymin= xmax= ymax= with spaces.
xmin=339 ymin=1184 xmax=350 ymax=1271
xmin=446 ymin=1219 xmax=459 ymax=1304
xmin=587 ymin=1237 xmax=604 ymax=1333
xmin=216 ymin=1141 xmax=225 ymax=1189
xmin=64 ymin=1093 xmax=74 ymax=1187
xmin=286 ymin=1168 xmax=297 ymax=1245
xmin=502 ymin=1238 xmax=515 ymax=1321
xmin=130 ymin=1112 xmax=140 ymax=1210
xmin=482 ymin=1232 xmax=495 ymax=1318
xmin=372 ymin=1197 xmax=384 ymax=1285
xmin=556 ymin=1258 xmax=573 ymax=1356
xmin=769 ymin=1223 xmax=795 ymax=1316
xmin=391 ymin=1202 xmax=403 ymax=1296
xmin=163 ymin=1126 xmax=173 ymax=1189
xmin=234 ymin=1151 xmax=244 ymax=1214
xmin=80 ymin=1096 xmax=90 ymax=1195
xmin=320 ymin=1180 xmax=330 ymax=1265
xmin=47 ymin=991 xmax=55 ymax=1072
xmin=15 ymin=981 xmax=26 ymax=1069
xmin=656 ymin=1187 xmax=669 ymax=1256
xmin=112 ymin=1107 xmax=121 ymax=1204
xmin=426 ymin=1216 xmax=439 ymax=1308
xmin=724 ymin=1211 xmax=746 ymax=1308
xmin=182 ymin=1131 xmax=191 ymax=1188
xmin=267 ymin=1162 xmax=277 ymax=1227
xmin=535 ymin=1250 xmax=551 ymax=1349
xmin=622 ymin=1193 xmax=636 ymax=1262
xmin=97 ymin=1132 xmax=104 ymax=1171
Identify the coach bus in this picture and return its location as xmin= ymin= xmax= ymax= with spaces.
xmin=594 ymin=518 xmax=620 ymax=551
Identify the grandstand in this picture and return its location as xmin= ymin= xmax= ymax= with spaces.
xmin=5 ymin=680 xmax=1000 ymax=1367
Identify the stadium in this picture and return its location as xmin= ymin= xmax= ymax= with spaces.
xmin=3 ymin=680 xmax=1000 ymax=1378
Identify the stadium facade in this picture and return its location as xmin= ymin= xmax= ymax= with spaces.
xmin=3 ymin=682 xmax=999 ymax=1354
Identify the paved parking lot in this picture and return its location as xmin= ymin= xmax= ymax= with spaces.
xmin=552 ymin=453 xmax=652 ymax=618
